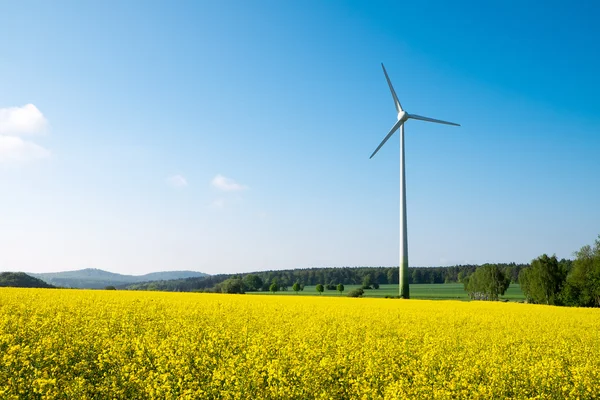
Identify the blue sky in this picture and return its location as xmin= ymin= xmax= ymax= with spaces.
xmin=1 ymin=0 xmax=599 ymax=275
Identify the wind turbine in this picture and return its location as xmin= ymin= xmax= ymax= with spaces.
xmin=370 ymin=63 xmax=460 ymax=299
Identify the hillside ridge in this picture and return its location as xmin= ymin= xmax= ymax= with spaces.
xmin=27 ymin=268 xmax=208 ymax=289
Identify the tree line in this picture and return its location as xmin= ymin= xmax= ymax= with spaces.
xmin=518 ymin=236 xmax=600 ymax=307
xmin=460 ymin=235 xmax=600 ymax=307
xmin=126 ymin=263 xmax=527 ymax=293
xmin=125 ymin=234 xmax=600 ymax=308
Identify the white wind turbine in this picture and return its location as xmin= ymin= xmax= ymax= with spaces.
xmin=370 ymin=63 xmax=460 ymax=299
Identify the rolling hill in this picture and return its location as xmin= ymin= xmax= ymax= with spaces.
xmin=0 ymin=272 xmax=55 ymax=288
xmin=29 ymin=268 xmax=208 ymax=289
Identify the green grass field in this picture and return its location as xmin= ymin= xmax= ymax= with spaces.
xmin=248 ymin=283 xmax=525 ymax=301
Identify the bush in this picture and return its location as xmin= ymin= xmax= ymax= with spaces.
xmin=347 ymin=288 xmax=364 ymax=298
xmin=104 ymin=286 xmax=117 ymax=290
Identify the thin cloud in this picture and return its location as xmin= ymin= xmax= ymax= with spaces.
xmin=0 ymin=134 xmax=50 ymax=163
xmin=211 ymin=174 xmax=248 ymax=191
xmin=0 ymin=104 xmax=48 ymax=135
xmin=166 ymin=174 xmax=188 ymax=188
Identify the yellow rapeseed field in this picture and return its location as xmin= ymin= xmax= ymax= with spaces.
xmin=1 ymin=288 xmax=599 ymax=399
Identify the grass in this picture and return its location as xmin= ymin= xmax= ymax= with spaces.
xmin=248 ymin=283 xmax=525 ymax=301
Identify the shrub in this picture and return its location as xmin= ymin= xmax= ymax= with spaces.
xmin=347 ymin=288 xmax=364 ymax=298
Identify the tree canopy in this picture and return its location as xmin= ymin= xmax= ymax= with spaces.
xmin=217 ymin=278 xmax=245 ymax=294
xmin=564 ymin=236 xmax=600 ymax=307
xmin=519 ymin=255 xmax=566 ymax=305
xmin=515 ymin=236 xmax=600 ymax=307
xmin=243 ymin=274 xmax=263 ymax=292
xmin=316 ymin=284 xmax=324 ymax=295
xmin=463 ymin=265 xmax=510 ymax=301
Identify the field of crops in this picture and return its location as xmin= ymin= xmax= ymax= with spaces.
xmin=1 ymin=288 xmax=599 ymax=399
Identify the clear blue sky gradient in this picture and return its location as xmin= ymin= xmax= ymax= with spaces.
xmin=1 ymin=1 xmax=599 ymax=274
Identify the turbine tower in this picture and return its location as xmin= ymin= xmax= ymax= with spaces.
xmin=370 ymin=64 xmax=460 ymax=299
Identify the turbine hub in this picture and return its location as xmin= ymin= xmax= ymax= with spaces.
xmin=397 ymin=111 xmax=408 ymax=122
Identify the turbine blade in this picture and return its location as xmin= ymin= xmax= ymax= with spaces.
xmin=408 ymin=113 xmax=460 ymax=127
xmin=381 ymin=63 xmax=403 ymax=113
xmin=369 ymin=119 xmax=404 ymax=159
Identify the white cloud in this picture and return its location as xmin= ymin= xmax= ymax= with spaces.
xmin=167 ymin=174 xmax=188 ymax=188
xmin=0 ymin=104 xmax=50 ymax=164
xmin=211 ymin=174 xmax=248 ymax=191
xmin=0 ymin=136 xmax=51 ymax=163
xmin=0 ymin=104 xmax=48 ymax=135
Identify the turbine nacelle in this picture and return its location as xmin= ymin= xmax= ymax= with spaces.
xmin=397 ymin=110 xmax=408 ymax=123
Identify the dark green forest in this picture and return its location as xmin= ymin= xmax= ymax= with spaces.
xmin=0 ymin=272 xmax=55 ymax=288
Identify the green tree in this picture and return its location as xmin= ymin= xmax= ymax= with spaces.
xmin=465 ymin=264 xmax=510 ymax=301
xmin=518 ymin=268 xmax=533 ymax=302
xmin=503 ymin=266 xmax=514 ymax=283
xmin=337 ymin=283 xmax=344 ymax=295
xmin=362 ymin=274 xmax=372 ymax=289
xmin=568 ymin=236 xmax=600 ymax=307
xmin=219 ymin=278 xmax=245 ymax=294
xmin=372 ymin=282 xmax=379 ymax=289
xmin=104 ymin=285 xmax=117 ymax=290
xmin=519 ymin=254 xmax=566 ymax=305
xmin=269 ymin=283 xmax=279 ymax=294
xmin=292 ymin=282 xmax=301 ymax=294
xmin=243 ymin=274 xmax=263 ymax=292
xmin=316 ymin=284 xmax=324 ymax=295
xmin=387 ymin=268 xmax=398 ymax=284
xmin=462 ymin=274 xmax=470 ymax=291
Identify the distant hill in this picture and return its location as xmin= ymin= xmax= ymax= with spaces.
xmin=0 ymin=272 xmax=55 ymax=288
xmin=29 ymin=269 xmax=208 ymax=289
